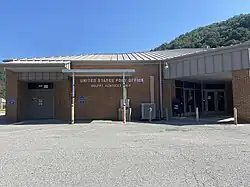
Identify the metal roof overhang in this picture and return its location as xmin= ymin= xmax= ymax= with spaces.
xmin=62 ymin=69 xmax=136 ymax=77
xmin=0 ymin=61 xmax=71 ymax=72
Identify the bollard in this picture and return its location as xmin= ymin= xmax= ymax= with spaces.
xmin=196 ymin=107 xmax=199 ymax=123
xmin=165 ymin=108 xmax=169 ymax=121
xmin=123 ymin=103 xmax=126 ymax=125
xmin=234 ymin=107 xmax=238 ymax=125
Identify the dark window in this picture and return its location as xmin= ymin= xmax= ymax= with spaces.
xmin=175 ymin=80 xmax=183 ymax=87
xmin=184 ymin=89 xmax=195 ymax=112
xmin=195 ymin=90 xmax=202 ymax=111
xmin=184 ymin=81 xmax=195 ymax=89
xmin=204 ymin=84 xmax=225 ymax=89
xmin=28 ymin=83 xmax=53 ymax=89
xmin=195 ymin=83 xmax=201 ymax=89
xmin=175 ymin=88 xmax=183 ymax=99
xmin=175 ymin=88 xmax=184 ymax=113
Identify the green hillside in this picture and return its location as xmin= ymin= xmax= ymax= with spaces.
xmin=154 ymin=14 xmax=250 ymax=51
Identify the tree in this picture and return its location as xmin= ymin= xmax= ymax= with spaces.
xmin=0 ymin=72 xmax=6 ymax=99
xmin=153 ymin=14 xmax=250 ymax=51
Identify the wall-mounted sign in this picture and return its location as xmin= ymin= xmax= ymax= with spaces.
xmin=79 ymin=96 xmax=84 ymax=104
xmin=28 ymin=83 xmax=53 ymax=89
xmin=79 ymin=77 xmax=144 ymax=88
xmin=9 ymin=98 xmax=15 ymax=104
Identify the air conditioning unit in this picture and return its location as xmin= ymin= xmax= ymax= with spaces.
xmin=118 ymin=108 xmax=132 ymax=121
xmin=120 ymin=99 xmax=130 ymax=108
xmin=141 ymin=103 xmax=156 ymax=120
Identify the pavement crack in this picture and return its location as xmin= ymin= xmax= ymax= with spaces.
xmin=204 ymin=167 xmax=219 ymax=187
xmin=190 ymin=159 xmax=202 ymax=187
xmin=179 ymin=152 xmax=205 ymax=187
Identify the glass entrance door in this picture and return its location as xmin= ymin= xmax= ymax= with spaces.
xmin=184 ymin=89 xmax=195 ymax=115
xmin=207 ymin=91 xmax=215 ymax=111
xmin=217 ymin=91 xmax=225 ymax=111
xmin=204 ymin=90 xmax=225 ymax=113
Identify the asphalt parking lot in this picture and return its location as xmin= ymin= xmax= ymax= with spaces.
xmin=0 ymin=121 xmax=250 ymax=187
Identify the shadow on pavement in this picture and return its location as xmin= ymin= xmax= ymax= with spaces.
xmin=134 ymin=116 xmax=235 ymax=126
xmin=0 ymin=114 xmax=238 ymax=126
xmin=0 ymin=115 xmax=13 ymax=125
xmin=0 ymin=116 xmax=93 ymax=126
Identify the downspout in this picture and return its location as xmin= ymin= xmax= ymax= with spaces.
xmin=159 ymin=61 xmax=163 ymax=119
xmin=71 ymin=72 xmax=75 ymax=124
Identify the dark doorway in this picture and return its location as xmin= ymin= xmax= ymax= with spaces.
xmin=207 ymin=91 xmax=215 ymax=111
xmin=217 ymin=91 xmax=225 ymax=111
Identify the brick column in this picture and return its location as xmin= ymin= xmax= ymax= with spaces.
xmin=5 ymin=70 xmax=19 ymax=122
xmin=17 ymin=81 xmax=25 ymax=121
xmin=162 ymin=79 xmax=175 ymax=119
xmin=225 ymin=81 xmax=233 ymax=115
xmin=232 ymin=69 xmax=250 ymax=122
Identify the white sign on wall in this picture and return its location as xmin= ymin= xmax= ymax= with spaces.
xmin=79 ymin=78 xmax=144 ymax=88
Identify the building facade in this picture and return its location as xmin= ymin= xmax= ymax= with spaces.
xmin=1 ymin=43 xmax=250 ymax=123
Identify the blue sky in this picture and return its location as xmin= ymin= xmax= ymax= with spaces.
xmin=0 ymin=0 xmax=250 ymax=60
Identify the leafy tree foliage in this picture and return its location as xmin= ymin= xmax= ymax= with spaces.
xmin=0 ymin=72 xmax=5 ymax=99
xmin=154 ymin=14 xmax=250 ymax=51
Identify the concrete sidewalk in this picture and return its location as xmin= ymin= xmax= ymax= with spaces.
xmin=145 ymin=116 xmax=235 ymax=126
xmin=0 ymin=113 xmax=235 ymax=126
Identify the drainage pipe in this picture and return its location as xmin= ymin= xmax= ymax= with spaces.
xmin=159 ymin=61 xmax=163 ymax=119
xmin=71 ymin=72 xmax=75 ymax=124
